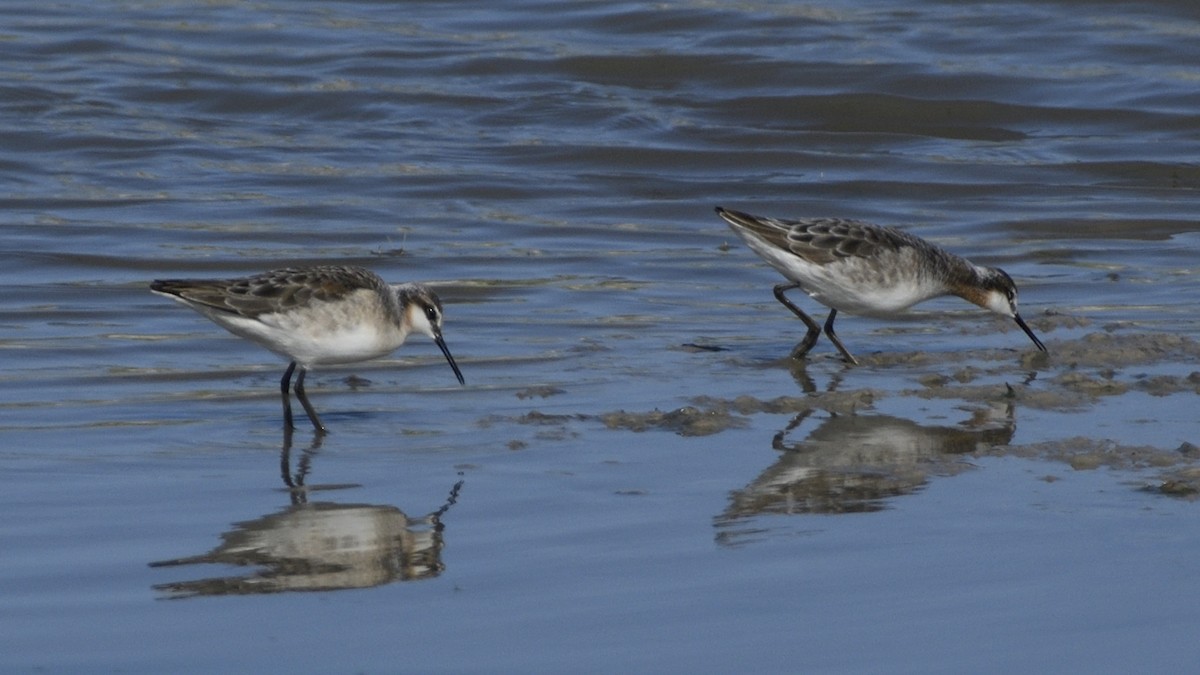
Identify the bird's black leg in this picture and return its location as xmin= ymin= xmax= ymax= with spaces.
xmin=293 ymin=366 xmax=327 ymax=434
xmin=280 ymin=361 xmax=298 ymax=430
xmin=822 ymin=309 xmax=859 ymax=365
xmin=773 ymin=283 xmax=822 ymax=360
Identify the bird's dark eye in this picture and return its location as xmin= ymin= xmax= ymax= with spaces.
xmin=425 ymin=306 xmax=440 ymax=323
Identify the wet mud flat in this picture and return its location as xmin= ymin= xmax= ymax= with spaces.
xmin=484 ymin=326 xmax=1200 ymax=515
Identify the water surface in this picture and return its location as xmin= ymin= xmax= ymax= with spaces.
xmin=3 ymin=1 xmax=1200 ymax=672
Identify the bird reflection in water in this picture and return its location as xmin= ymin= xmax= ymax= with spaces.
xmin=715 ymin=404 xmax=1015 ymax=546
xmin=149 ymin=430 xmax=464 ymax=597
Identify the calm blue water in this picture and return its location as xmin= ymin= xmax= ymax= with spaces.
xmin=2 ymin=1 xmax=1200 ymax=672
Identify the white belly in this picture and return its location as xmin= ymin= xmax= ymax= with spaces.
xmin=212 ymin=304 xmax=407 ymax=367
xmin=743 ymin=237 xmax=946 ymax=317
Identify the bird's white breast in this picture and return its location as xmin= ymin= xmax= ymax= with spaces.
xmin=742 ymin=237 xmax=947 ymax=316
xmin=210 ymin=289 xmax=408 ymax=366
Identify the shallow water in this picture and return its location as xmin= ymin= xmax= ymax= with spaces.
xmin=3 ymin=1 xmax=1200 ymax=672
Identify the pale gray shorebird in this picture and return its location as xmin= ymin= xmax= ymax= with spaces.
xmin=716 ymin=207 xmax=1047 ymax=365
xmin=151 ymin=265 xmax=465 ymax=432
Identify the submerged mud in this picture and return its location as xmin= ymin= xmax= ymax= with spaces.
xmin=489 ymin=330 xmax=1200 ymax=501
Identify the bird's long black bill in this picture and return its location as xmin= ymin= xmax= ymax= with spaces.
xmin=1013 ymin=313 xmax=1047 ymax=353
xmin=435 ymin=333 xmax=466 ymax=385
